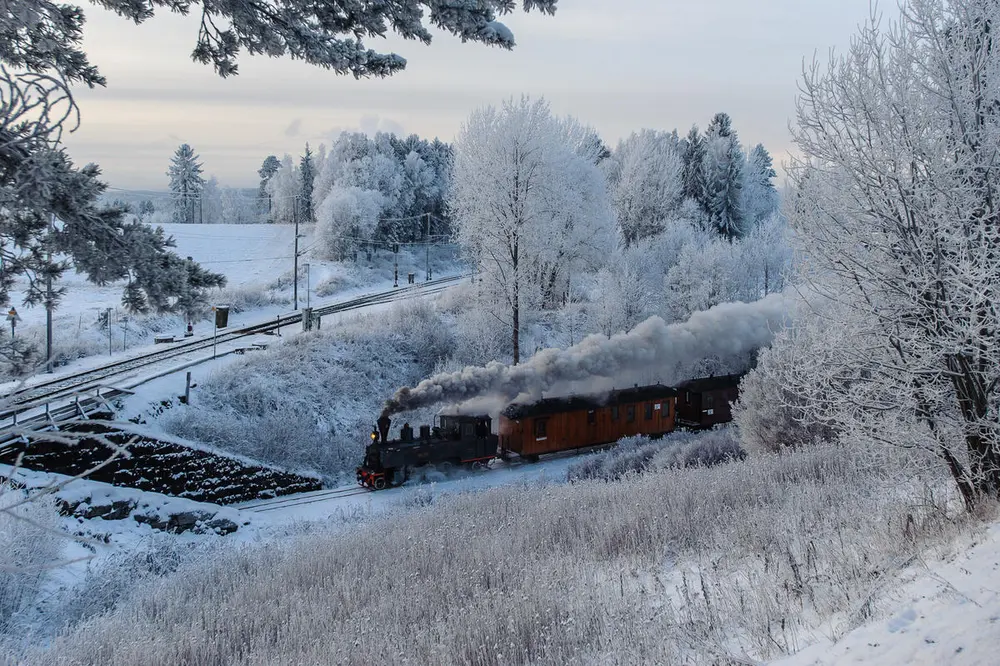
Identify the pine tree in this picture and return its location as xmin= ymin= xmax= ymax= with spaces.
xmin=257 ymin=155 xmax=281 ymax=221
xmin=300 ymin=144 xmax=315 ymax=223
xmin=167 ymin=144 xmax=205 ymax=224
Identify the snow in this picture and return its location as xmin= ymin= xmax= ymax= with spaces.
xmin=774 ymin=524 xmax=1000 ymax=665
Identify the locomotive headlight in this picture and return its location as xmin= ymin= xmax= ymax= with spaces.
xmin=370 ymin=430 xmax=378 ymax=441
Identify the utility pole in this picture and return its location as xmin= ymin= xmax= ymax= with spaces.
xmin=45 ymin=212 xmax=54 ymax=373
xmin=425 ymin=213 xmax=431 ymax=282
xmin=107 ymin=307 xmax=113 ymax=356
xmin=293 ymin=197 xmax=300 ymax=309
xmin=305 ymin=263 xmax=311 ymax=309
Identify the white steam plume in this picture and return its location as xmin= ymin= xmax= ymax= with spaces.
xmin=381 ymin=292 xmax=794 ymax=418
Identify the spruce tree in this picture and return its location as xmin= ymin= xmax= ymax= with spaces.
xmin=741 ymin=144 xmax=779 ymax=226
xmin=300 ymin=144 xmax=315 ymax=223
xmin=706 ymin=112 xmax=734 ymax=139
xmin=167 ymin=144 xmax=205 ymax=224
xmin=681 ymin=125 xmax=707 ymax=211
xmin=703 ymin=132 xmax=745 ymax=240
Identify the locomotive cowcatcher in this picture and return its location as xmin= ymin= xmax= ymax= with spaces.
xmin=357 ymin=413 xmax=498 ymax=490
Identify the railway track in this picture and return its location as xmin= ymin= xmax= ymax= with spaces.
xmin=242 ymin=485 xmax=371 ymax=512
xmin=0 ymin=275 xmax=464 ymax=422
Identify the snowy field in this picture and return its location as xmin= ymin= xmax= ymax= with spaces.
xmin=1 ymin=222 xmax=460 ymax=383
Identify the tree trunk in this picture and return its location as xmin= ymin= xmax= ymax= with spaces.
xmin=512 ymin=234 xmax=520 ymax=366
xmin=947 ymin=352 xmax=1000 ymax=503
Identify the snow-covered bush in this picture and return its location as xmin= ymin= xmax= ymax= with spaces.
xmin=163 ymin=302 xmax=451 ymax=480
xmin=0 ymin=484 xmax=61 ymax=637
xmin=34 ymin=443 xmax=965 ymax=665
xmin=207 ymin=285 xmax=289 ymax=314
xmin=567 ymin=428 xmax=744 ymax=482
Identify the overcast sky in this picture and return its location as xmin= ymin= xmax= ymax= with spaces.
xmin=62 ymin=0 xmax=887 ymax=191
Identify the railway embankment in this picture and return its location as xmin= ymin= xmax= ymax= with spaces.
xmin=0 ymin=419 xmax=322 ymax=505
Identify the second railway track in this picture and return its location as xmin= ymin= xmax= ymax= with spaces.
xmin=1 ymin=275 xmax=464 ymax=417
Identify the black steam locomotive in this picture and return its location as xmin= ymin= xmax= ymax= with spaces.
xmin=356 ymin=414 xmax=498 ymax=490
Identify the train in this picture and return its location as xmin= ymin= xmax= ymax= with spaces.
xmin=357 ymin=373 xmax=744 ymax=490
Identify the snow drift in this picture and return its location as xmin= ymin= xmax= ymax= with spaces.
xmin=382 ymin=292 xmax=794 ymax=418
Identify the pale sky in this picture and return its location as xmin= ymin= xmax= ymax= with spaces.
xmin=61 ymin=0 xmax=887 ymax=191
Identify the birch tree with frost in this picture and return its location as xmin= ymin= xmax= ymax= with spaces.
xmin=450 ymin=97 xmax=613 ymax=364
xmin=788 ymin=0 xmax=1000 ymax=507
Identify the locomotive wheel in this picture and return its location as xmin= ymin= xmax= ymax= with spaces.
xmin=373 ymin=476 xmax=386 ymax=490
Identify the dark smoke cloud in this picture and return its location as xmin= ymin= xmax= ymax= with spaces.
xmin=381 ymin=293 xmax=793 ymax=418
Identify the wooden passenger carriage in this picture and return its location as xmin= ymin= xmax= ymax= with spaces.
xmin=498 ymin=385 xmax=678 ymax=459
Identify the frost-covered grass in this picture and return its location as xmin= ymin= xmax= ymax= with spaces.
xmin=0 ymin=484 xmax=62 ymax=646
xmin=31 ymin=443 xmax=972 ymax=665
xmin=162 ymin=300 xmax=452 ymax=481
xmin=567 ymin=428 xmax=745 ymax=482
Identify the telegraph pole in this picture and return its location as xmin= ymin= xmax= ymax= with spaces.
xmin=425 ymin=213 xmax=431 ymax=281
xmin=293 ymin=197 xmax=299 ymax=309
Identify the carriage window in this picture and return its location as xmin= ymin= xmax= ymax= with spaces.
xmin=626 ymin=405 xmax=635 ymax=422
xmin=534 ymin=419 xmax=548 ymax=438
xmin=663 ymin=401 xmax=671 ymax=417
xmin=587 ymin=410 xmax=596 ymax=425
xmin=611 ymin=406 xmax=619 ymax=421
xmin=644 ymin=403 xmax=653 ymax=420
xmin=706 ymin=395 xmax=714 ymax=408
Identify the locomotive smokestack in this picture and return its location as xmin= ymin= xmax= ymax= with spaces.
xmin=381 ymin=292 xmax=793 ymax=417
xmin=377 ymin=414 xmax=391 ymax=444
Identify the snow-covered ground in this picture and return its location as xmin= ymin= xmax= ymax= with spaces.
xmin=775 ymin=524 xmax=1000 ymax=665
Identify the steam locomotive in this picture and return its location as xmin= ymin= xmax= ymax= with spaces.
xmin=356 ymin=374 xmax=745 ymax=490
xmin=356 ymin=414 xmax=497 ymax=490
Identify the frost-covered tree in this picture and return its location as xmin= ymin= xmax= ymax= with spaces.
xmin=257 ymin=155 xmax=280 ymax=221
xmin=137 ymin=199 xmax=155 ymax=220
xmin=451 ymin=96 xmax=613 ymax=363
xmin=740 ymin=144 xmax=779 ymax=227
xmin=1 ymin=0 xmax=558 ymax=84
xmin=265 ymin=155 xmax=299 ymax=224
xmin=310 ymin=131 xmax=454 ymax=246
xmin=702 ymin=115 xmax=745 ymax=240
xmin=784 ymin=0 xmax=1000 ymax=507
xmin=0 ymin=73 xmax=224 ymax=322
xmin=167 ymin=143 xmax=205 ymax=224
xmin=681 ymin=125 xmax=707 ymax=212
xmin=220 ymin=187 xmax=256 ymax=224
xmin=591 ymin=254 xmax=647 ymax=338
xmin=201 ymin=176 xmax=223 ymax=224
xmin=607 ymin=129 xmax=684 ymax=246
xmin=316 ymin=186 xmax=384 ymax=259
xmin=299 ymin=143 xmax=315 ymax=223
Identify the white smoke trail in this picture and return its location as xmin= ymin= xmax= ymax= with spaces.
xmin=382 ymin=292 xmax=794 ymax=417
